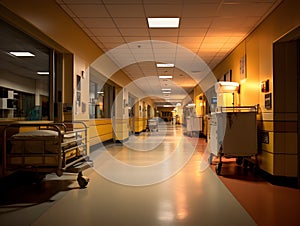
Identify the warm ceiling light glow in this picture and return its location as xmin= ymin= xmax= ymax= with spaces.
xmin=219 ymin=81 xmax=239 ymax=87
xmin=156 ymin=63 xmax=175 ymax=68
xmin=216 ymin=81 xmax=240 ymax=93
xmin=159 ymin=75 xmax=173 ymax=79
xmin=147 ymin=18 xmax=180 ymax=28
xmin=187 ymin=103 xmax=196 ymax=107
xmin=9 ymin=51 xmax=35 ymax=57
xmin=37 ymin=71 xmax=49 ymax=75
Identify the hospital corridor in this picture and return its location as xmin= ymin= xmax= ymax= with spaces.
xmin=0 ymin=0 xmax=300 ymax=225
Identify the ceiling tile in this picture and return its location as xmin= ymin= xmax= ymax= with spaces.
xmin=81 ymin=18 xmax=115 ymax=28
xmin=150 ymin=37 xmax=178 ymax=43
xmin=149 ymin=29 xmax=179 ymax=37
xmin=103 ymin=43 xmax=125 ymax=49
xmin=67 ymin=4 xmax=110 ymax=17
xmin=97 ymin=36 xmax=124 ymax=43
xmin=205 ymin=28 xmax=232 ymax=37
xmin=128 ymin=42 xmax=152 ymax=49
xmin=179 ymin=28 xmax=207 ymax=37
xmin=178 ymin=42 xmax=201 ymax=50
xmin=182 ymin=3 xmax=219 ymax=18
xmin=180 ymin=17 xmax=212 ymax=28
xmin=106 ymin=5 xmax=145 ymax=17
xmin=124 ymin=36 xmax=150 ymax=42
xmin=114 ymin=18 xmax=147 ymax=28
xmin=177 ymin=36 xmax=203 ymax=43
xmin=90 ymin=28 xmax=121 ymax=36
xmin=211 ymin=16 xmax=261 ymax=29
xmin=202 ymin=36 xmax=230 ymax=43
xmin=119 ymin=28 xmax=149 ymax=36
xmin=218 ymin=2 xmax=273 ymax=17
xmin=144 ymin=5 xmax=182 ymax=17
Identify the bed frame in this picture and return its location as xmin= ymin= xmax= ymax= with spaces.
xmin=2 ymin=121 xmax=92 ymax=188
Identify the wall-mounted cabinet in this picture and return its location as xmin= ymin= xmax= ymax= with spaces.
xmin=0 ymin=90 xmax=16 ymax=118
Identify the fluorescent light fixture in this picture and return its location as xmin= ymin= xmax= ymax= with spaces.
xmin=187 ymin=103 xmax=196 ymax=108
xmin=216 ymin=81 xmax=240 ymax=93
xmin=156 ymin=63 xmax=175 ymax=68
xmin=159 ymin=75 xmax=173 ymax=79
xmin=219 ymin=81 xmax=239 ymax=87
xmin=9 ymin=51 xmax=35 ymax=57
xmin=162 ymin=91 xmax=171 ymax=94
xmin=97 ymin=91 xmax=104 ymax=94
xmin=147 ymin=18 xmax=180 ymax=28
xmin=161 ymin=88 xmax=171 ymax=91
xmin=37 ymin=71 xmax=49 ymax=75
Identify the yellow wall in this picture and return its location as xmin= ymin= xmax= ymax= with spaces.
xmin=134 ymin=118 xmax=147 ymax=133
xmin=211 ymin=0 xmax=300 ymax=176
xmin=89 ymin=119 xmax=113 ymax=146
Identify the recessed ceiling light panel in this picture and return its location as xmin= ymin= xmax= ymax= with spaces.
xmin=9 ymin=51 xmax=35 ymax=57
xmin=159 ymin=75 xmax=173 ymax=79
xmin=147 ymin=18 xmax=180 ymax=28
xmin=156 ymin=63 xmax=175 ymax=68
xmin=37 ymin=71 xmax=49 ymax=75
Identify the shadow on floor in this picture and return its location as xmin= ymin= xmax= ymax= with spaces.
xmin=211 ymin=160 xmax=265 ymax=182
xmin=0 ymin=171 xmax=79 ymax=212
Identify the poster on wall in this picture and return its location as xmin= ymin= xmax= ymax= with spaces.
xmin=240 ymin=55 xmax=246 ymax=81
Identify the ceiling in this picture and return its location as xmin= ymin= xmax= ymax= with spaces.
xmin=56 ymin=0 xmax=282 ymax=106
xmin=0 ymin=0 xmax=282 ymax=107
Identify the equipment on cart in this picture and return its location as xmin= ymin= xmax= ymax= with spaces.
xmin=147 ymin=118 xmax=159 ymax=132
xmin=209 ymin=106 xmax=258 ymax=175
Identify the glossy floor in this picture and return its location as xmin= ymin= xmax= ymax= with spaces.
xmin=0 ymin=124 xmax=299 ymax=226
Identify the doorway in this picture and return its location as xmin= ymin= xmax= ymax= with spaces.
xmin=273 ymin=26 xmax=300 ymax=188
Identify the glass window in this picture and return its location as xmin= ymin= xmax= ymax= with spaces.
xmin=0 ymin=19 xmax=50 ymax=120
xmin=89 ymin=80 xmax=115 ymax=119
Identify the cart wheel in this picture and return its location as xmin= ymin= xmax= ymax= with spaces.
xmin=208 ymin=154 xmax=213 ymax=165
xmin=77 ymin=172 xmax=89 ymax=188
xmin=253 ymin=165 xmax=259 ymax=176
xmin=215 ymin=162 xmax=222 ymax=175
xmin=56 ymin=169 xmax=63 ymax=177
xmin=243 ymin=159 xmax=249 ymax=169
xmin=236 ymin=157 xmax=243 ymax=165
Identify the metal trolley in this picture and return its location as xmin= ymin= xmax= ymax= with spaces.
xmin=147 ymin=118 xmax=159 ymax=132
xmin=209 ymin=106 xmax=259 ymax=175
xmin=2 ymin=121 xmax=92 ymax=188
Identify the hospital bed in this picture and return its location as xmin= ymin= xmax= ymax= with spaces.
xmin=2 ymin=121 xmax=92 ymax=188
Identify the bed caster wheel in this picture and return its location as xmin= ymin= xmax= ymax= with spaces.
xmin=215 ymin=163 xmax=222 ymax=175
xmin=236 ymin=157 xmax=243 ymax=165
xmin=56 ymin=169 xmax=63 ymax=177
xmin=77 ymin=172 xmax=89 ymax=188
